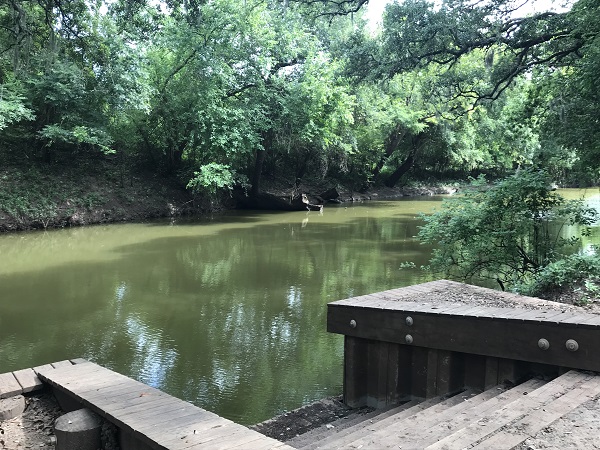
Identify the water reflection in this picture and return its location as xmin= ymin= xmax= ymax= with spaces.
xmin=0 ymin=194 xmax=597 ymax=424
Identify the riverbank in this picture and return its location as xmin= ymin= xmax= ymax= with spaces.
xmin=0 ymin=155 xmax=458 ymax=233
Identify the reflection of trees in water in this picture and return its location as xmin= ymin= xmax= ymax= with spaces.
xmin=0 ymin=213 xmax=435 ymax=424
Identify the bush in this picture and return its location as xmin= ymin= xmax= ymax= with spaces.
xmin=519 ymin=253 xmax=600 ymax=303
xmin=418 ymin=169 xmax=598 ymax=290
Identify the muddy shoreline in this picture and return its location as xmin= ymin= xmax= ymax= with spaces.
xmin=0 ymin=174 xmax=457 ymax=233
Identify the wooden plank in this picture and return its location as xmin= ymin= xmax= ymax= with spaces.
xmin=81 ymin=384 xmax=171 ymax=416
xmin=12 ymin=368 xmax=43 ymax=393
xmin=39 ymin=361 xmax=290 ymax=450
xmin=425 ymin=349 xmax=439 ymax=398
xmin=343 ymin=388 xmax=502 ymax=449
xmin=435 ymin=350 xmax=452 ymax=396
xmin=33 ymin=363 xmax=54 ymax=374
xmin=509 ymin=308 xmax=568 ymax=323
xmin=75 ymin=378 xmax=143 ymax=398
xmin=328 ymin=302 xmax=600 ymax=371
xmin=496 ymin=357 xmax=518 ymax=385
xmin=134 ymin=411 xmax=223 ymax=439
xmin=112 ymin=401 xmax=206 ymax=437
xmin=365 ymin=340 xmax=387 ymax=407
xmin=0 ymin=372 xmax=23 ymax=398
xmin=341 ymin=379 xmax=540 ymax=449
xmin=402 ymin=378 xmax=548 ymax=449
xmin=36 ymin=361 xmax=105 ymax=382
xmin=426 ymin=370 xmax=588 ymax=450
xmin=124 ymin=408 xmax=219 ymax=444
xmin=410 ymin=347 xmax=429 ymax=399
xmin=484 ymin=356 xmax=499 ymax=389
xmin=155 ymin=422 xmax=246 ymax=449
xmin=385 ymin=343 xmax=400 ymax=404
xmin=70 ymin=358 xmax=89 ymax=365
xmin=51 ymin=360 xmax=74 ymax=369
xmin=343 ymin=336 xmax=369 ymax=407
xmin=470 ymin=374 xmax=600 ymax=449
xmin=463 ymin=353 xmax=486 ymax=391
xmin=559 ymin=312 xmax=600 ymax=325
xmin=226 ymin=436 xmax=295 ymax=450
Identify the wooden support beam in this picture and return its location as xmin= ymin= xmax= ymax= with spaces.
xmin=328 ymin=301 xmax=600 ymax=372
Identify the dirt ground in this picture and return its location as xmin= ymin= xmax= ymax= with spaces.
xmin=0 ymin=392 xmax=61 ymax=450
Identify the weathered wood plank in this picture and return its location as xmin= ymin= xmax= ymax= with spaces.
xmin=343 ymin=336 xmax=369 ymax=407
xmin=425 ymin=349 xmax=439 ymax=398
xmin=154 ymin=421 xmax=245 ymax=449
xmin=51 ymin=360 xmax=74 ymax=369
xmin=388 ymin=378 xmax=548 ymax=449
xmin=435 ymin=350 xmax=452 ymax=396
xmin=343 ymin=388 xmax=498 ymax=449
xmin=470 ymin=374 xmax=600 ymax=449
xmin=410 ymin=347 xmax=429 ymax=399
xmin=426 ymin=370 xmax=588 ymax=450
xmin=385 ymin=343 xmax=400 ymax=404
xmin=75 ymin=379 xmax=144 ymax=399
xmin=33 ymin=363 xmax=54 ymax=374
xmin=365 ymin=339 xmax=387 ymax=407
xmin=70 ymin=358 xmax=89 ymax=365
xmin=12 ymin=368 xmax=43 ymax=393
xmin=484 ymin=356 xmax=499 ymax=390
xmin=0 ymin=372 xmax=22 ymax=398
xmin=38 ymin=362 xmax=293 ymax=450
xmin=328 ymin=302 xmax=600 ymax=371
xmin=509 ymin=308 xmax=568 ymax=323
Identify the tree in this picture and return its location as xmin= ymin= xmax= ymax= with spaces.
xmin=418 ymin=170 xmax=598 ymax=290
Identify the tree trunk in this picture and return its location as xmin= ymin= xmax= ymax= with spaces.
xmin=373 ymin=124 xmax=406 ymax=179
xmin=251 ymin=129 xmax=273 ymax=197
xmin=384 ymin=133 xmax=426 ymax=188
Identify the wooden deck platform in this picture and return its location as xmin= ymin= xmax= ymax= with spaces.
xmin=329 ymin=279 xmax=600 ymax=372
xmin=328 ymin=279 xmax=600 ymax=408
xmin=31 ymin=361 xmax=292 ymax=450
xmin=2 ymin=359 xmax=291 ymax=449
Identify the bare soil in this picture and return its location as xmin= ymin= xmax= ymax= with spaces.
xmin=0 ymin=392 xmax=61 ymax=450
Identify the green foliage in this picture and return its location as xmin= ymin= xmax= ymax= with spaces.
xmin=520 ymin=253 xmax=600 ymax=304
xmin=39 ymin=125 xmax=115 ymax=154
xmin=418 ymin=170 xmax=599 ymax=289
xmin=186 ymin=163 xmax=240 ymax=198
xmin=0 ymin=0 xmax=598 ymax=213
xmin=0 ymin=84 xmax=34 ymax=130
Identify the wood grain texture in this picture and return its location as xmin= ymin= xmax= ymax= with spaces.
xmin=0 ymin=372 xmax=22 ymax=398
xmin=328 ymin=299 xmax=600 ymax=371
xmin=12 ymin=368 xmax=43 ymax=393
xmin=38 ymin=362 xmax=293 ymax=450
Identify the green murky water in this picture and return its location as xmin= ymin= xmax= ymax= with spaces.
xmin=0 ymin=191 xmax=598 ymax=424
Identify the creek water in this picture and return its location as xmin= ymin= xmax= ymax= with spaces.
xmin=0 ymin=190 xmax=598 ymax=424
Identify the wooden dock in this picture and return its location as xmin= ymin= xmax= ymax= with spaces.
xmin=327 ymin=279 xmax=600 ymax=407
xmin=1 ymin=359 xmax=291 ymax=449
xmin=282 ymin=280 xmax=600 ymax=449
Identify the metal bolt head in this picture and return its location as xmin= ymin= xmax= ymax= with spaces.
xmin=538 ymin=338 xmax=550 ymax=350
xmin=405 ymin=334 xmax=413 ymax=344
xmin=566 ymin=339 xmax=579 ymax=352
xmin=406 ymin=316 xmax=414 ymax=326
xmin=349 ymin=319 xmax=357 ymax=329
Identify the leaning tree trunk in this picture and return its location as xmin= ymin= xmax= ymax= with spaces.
xmin=384 ymin=133 xmax=426 ymax=188
xmin=373 ymin=125 xmax=406 ymax=179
